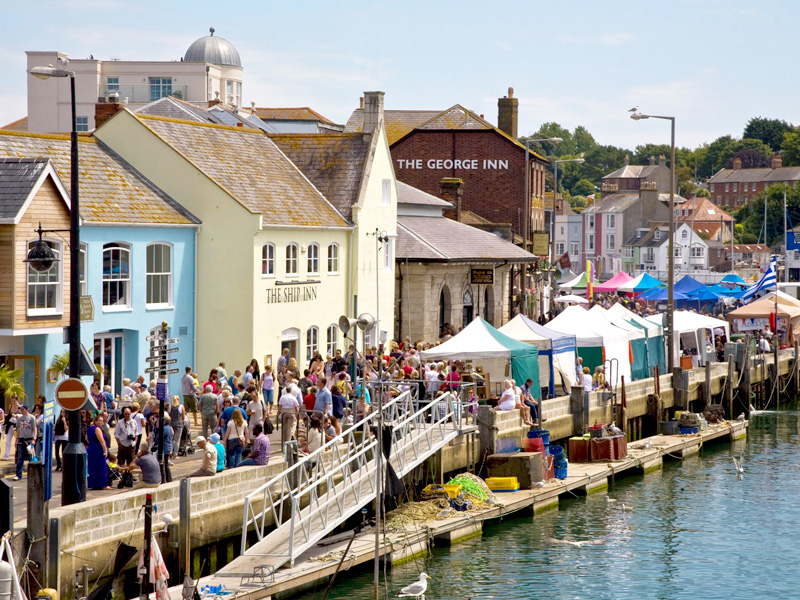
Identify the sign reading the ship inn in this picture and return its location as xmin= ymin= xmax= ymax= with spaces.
xmin=266 ymin=286 xmax=319 ymax=304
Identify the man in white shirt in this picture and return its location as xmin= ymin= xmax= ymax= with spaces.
xmin=242 ymin=365 xmax=255 ymax=389
xmin=278 ymin=387 xmax=300 ymax=440
xmin=758 ymin=334 xmax=771 ymax=353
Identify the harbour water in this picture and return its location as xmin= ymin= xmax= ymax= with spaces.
xmin=299 ymin=410 xmax=800 ymax=600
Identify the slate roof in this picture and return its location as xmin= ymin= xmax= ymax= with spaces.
xmin=268 ymin=132 xmax=370 ymax=221
xmin=0 ymin=158 xmax=49 ymax=220
xmin=138 ymin=116 xmax=350 ymax=228
xmin=397 ymin=215 xmax=534 ymax=262
xmin=396 ymin=181 xmax=451 ymax=207
xmin=602 ymin=164 xmax=663 ymax=180
xmin=344 ymin=109 xmax=439 ymax=144
xmin=0 ymin=131 xmax=199 ymax=225
xmin=137 ymin=97 xmax=224 ymax=125
xmin=708 ymin=166 xmax=800 ymax=184
xmin=582 ymin=192 xmax=641 ymax=215
xmin=254 ymin=107 xmax=335 ymax=124
xmin=344 ymin=104 xmax=546 ymax=161
xmin=623 ymin=227 xmax=668 ymax=248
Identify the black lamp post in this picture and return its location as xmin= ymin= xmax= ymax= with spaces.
xmin=28 ymin=63 xmax=86 ymax=505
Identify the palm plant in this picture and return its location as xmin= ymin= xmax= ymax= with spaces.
xmin=0 ymin=364 xmax=26 ymax=401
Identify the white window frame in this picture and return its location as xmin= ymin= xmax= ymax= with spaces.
xmin=102 ymin=242 xmax=131 ymax=310
xmin=725 ymin=183 xmax=730 ymax=192
xmin=606 ymin=234 xmax=615 ymax=250
xmin=588 ymin=234 xmax=595 ymax=251
xmin=327 ymin=243 xmax=339 ymax=274
xmin=588 ymin=215 xmax=595 ymax=229
xmin=570 ymin=242 xmax=579 ymax=257
xmin=744 ymin=183 xmax=748 ymax=192
xmin=383 ymin=238 xmax=393 ymax=271
xmin=606 ymin=214 xmax=616 ymax=228
xmin=327 ymin=325 xmax=338 ymax=356
xmin=691 ymin=246 xmax=705 ymax=258
xmin=79 ymin=243 xmax=87 ymax=296
xmin=261 ymin=243 xmax=275 ymax=277
xmin=674 ymin=246 xmax=683 ymax=258
xmin=555 ymin=242 xmax=566 ymax=255
xmin=76 ymin=117 xmax=89 ymax=132
xmin=382 ymin=179 xmax=391 ymax=205
xmin=306 ymin=326 xmax=319 ymax=361
xmin=150 ymin=77 xmax=173 ymax=101
xmin=106 ymin=77 xmax=119 ymax=92
xmin=733 ymin=183 xmax=738 ymax=192
xmin=307 ymin=243 xmax=319 ymax=275
xmin=285 ymin=243 xmax=298 ymax=276
xmin=145 ymin=242 xmax=173 ymax=309
xmin=27 ymin=238 xmax=62 ymax=316
xmin=681 ymin=230 xmax=688 ymax=239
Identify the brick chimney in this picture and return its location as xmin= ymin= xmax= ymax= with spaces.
xmin=732 ymin=157 xmax=742 ymax=170
xmin=624 ymin=154 xmax=629 ymax=166
xmin=497 ymin=87 xmax=518 ymax=138
xmin=94 ymin=102 xmax=124 ymax=129
xmin=649 ymin=156 xmax=656 ymax=166
xmin=362 ymin=91 xmax=385 ymax=136
xmin=772 ymin=155 xmax=783 ymax=169
xmin=440 ymin=178 xmax=464 ymax=221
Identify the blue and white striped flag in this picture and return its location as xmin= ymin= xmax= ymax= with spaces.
xmin=741 ymin=257 xmax=777 ymax=301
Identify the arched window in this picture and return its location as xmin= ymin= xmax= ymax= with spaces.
xmin=439 ymin=284 xmax=451 ymax=337
xmin=307 ymin=243 xmax=319 ymax=275
xmin=102 ymin=243 xmax=131 ymax=309
xmin=306 ymin=326 xmax=319 ymax=361
xmin=262 ymin=243 xmax=275 ymax=276
xmin=327 ymin=243 xmax=339 ymax=274
xmin=146 ymin=242 xmax=172 ymax=307
xmin=483 ymin=286 xmax=495 ymax=325
xmin=286 ymin=243 xmax=298 ymax=276
xmin=326 ymin=324 xmax=338 ymax=356
xmin=27 ymin=239 xmax=61 ymax=315
xmin=462 ymin=286 xmax=474 ymax=328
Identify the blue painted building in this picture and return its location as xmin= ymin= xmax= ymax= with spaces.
xmin=0 ymin=132 xmax=199 ymax=404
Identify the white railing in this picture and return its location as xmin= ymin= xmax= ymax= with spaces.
xmin=239 ymin=390 xmax=462 ymax=566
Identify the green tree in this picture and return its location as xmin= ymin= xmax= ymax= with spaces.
xmin=725 ymin=139 xmax=773 ymax=168
xmin=0 ymin=364 xmax=25 ymax=401
xmin=523 ymin=122 xmax=575 ymax=157
xmin=699 ymin=135 xmax=735 ymax=178
xmin=573 ymin=126 xmax=597 ymax=155
xmin=572 ymin=178 xmax=595 ymax=197
xmin=743 ymin=117 xmax=794 ymax=152
xmin=781 ymin=131 xmax=800 ymax=166
xmin=736 ymin=183 xmax=800 ymax=246
xmin=694 ymin=187 xmax=710 ymax=198
xmin=569 ymin=195 xmax=588 ymax=212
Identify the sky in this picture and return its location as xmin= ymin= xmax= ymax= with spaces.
xmin=1 ymin=0 xmax=798 ymax=151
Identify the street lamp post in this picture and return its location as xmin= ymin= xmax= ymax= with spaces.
xmin=630 ymin=109 xmax=676 ymax=372
xmin=524 ymin=138 xmax=562 ymax=317
xmin=29 ymin=63 xmax=87 ymax=505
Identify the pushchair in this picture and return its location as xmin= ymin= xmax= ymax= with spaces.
xmin=106 ymin=459 xmax=121 ymax=483
xmin=177 ymin=424 xmax=194 ymax=456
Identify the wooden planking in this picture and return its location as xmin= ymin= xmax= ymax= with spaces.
xmin=12 ymin=176 xmax=71 ymax=330
xmin=0 ymin=225 xmax=13 ymax=328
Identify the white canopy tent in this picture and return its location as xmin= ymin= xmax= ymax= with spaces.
xmin=646 ymin=310 xmax=730 ymax=366
xmin=589 ymin=305 xmax=649 ymax=380
xmin=547 ymin=305 xmax=632 ymax=385
xmin=498 ymin=314 xmax=578 ymax=398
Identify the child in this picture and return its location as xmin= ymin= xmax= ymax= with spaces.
xmin=106 ymin=452 xmax=121 ymax=483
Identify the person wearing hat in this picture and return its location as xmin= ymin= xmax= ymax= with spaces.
xmin=209 ymin=433 xmax=225 ymax=473
xmin=188 ymin=436 xmax=216 ymax=477
xmin=13 ymin=404 xmax=37 ymax=481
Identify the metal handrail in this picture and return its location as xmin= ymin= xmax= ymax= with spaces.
xmin=240 ymin=389 xmax=462 ymax=565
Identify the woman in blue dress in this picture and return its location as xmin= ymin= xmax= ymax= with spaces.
xmin=87 ymin=414 xmax=111 ymax=490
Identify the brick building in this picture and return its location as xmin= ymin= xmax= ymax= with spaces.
xmin=707 ymin=156 xmax=800 ymax=209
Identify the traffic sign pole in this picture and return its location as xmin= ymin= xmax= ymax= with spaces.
xmin=149 ymin=321 xmax=179 ymax=484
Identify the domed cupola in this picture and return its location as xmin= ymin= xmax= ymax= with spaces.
xmin=184 ymin=27 xmax=241 ymax=68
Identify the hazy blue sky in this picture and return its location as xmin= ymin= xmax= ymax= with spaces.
xmin=1 ymin=0 xmax=795 ymax=150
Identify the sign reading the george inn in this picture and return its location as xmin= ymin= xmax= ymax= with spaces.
xmin=396 ymin=158 xmax=510 ymax=170
xmin=470 ymin=269 xmax=494 ymax=285
xmin=266 ymin=286 xmax=319 ymax=304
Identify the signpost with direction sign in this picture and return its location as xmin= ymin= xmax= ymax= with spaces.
xmin=146 ymin=322 xmax=179 ymax=483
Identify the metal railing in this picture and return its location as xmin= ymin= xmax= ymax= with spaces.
xmin=240 ymin=389 xmax=462 ymax=566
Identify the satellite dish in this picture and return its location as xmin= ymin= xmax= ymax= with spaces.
xmin=338 ymin=315 xmax=358 ymax=334
xmin=357 ymin=313 xmax=375 ymax=331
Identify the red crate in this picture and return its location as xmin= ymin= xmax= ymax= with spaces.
xmin=568 ymin=438 xmax=590 ymax=463
xmin=611 ymin=435 xmax=627 ymax=459
xmin=590 ymin=437 xmax=614 ymax=462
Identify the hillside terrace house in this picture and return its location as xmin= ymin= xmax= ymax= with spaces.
xmin=552 ymin=198 xmax=583 ymax=272
xmin=95 ymin=92 xmax=398 ymax=369
xmin=707 ymin=156 xmax=800 ymax=209
xmin=345 ymin=88 xmax=551 ymax=317
xmin=621 ymin=223 xmax=716 ymax=278
xmin=0 ymin=132 xmax=198 ymax=401
xmin=676 ymin=196 xmax=734 ymax=243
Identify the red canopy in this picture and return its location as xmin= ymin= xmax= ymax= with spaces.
xmin=594 ymin=272 xmax=634 ymax=293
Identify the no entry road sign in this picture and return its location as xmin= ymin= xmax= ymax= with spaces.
xmin=55 ymin=378 xmax=88 ymax=411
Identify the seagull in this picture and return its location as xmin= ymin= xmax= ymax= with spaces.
xmin=619 ymin=503 xmax=634 ymax=511
xmin=628 ymin=106 xmax=639 ymax=113
xmin=606 ymin=497 xmax=617 ymax=503
xmin=546 ymin=537 xmax=605 ymax=547
xmin=398 ymin=573 xmax=430 ymax=599
xmin=732 ymin=455 xmax=744 ymax=478
xmin=737 ymin=413 xmax=746 ymax=421
xmin=608 ymin=421 xmax=622 ymax=436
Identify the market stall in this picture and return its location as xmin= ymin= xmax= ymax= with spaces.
xmin=593 ymin=271 xmax=634 ymax=294
xmin=420 ymin=317 xmax=540 ymax=398
xmin=499 ymin=314 xmax=577 ymax=398
xmin=588 ymin=305 xmax=649 ymax=380
xmin=646 ymin=310 xmax=730 ymax=367
xmin=608 ymin=303 xmax=667 ymax=374
xmin=617 ymin=272 xmax=664 ymax=294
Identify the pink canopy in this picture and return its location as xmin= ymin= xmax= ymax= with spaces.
xmin=594 ymin=271 xmax=634 ymax=293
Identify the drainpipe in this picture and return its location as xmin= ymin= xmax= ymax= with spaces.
xmin=193 ymin=225 xmax=199 ymax=369
xmin=347 ymin=224 xmax=356 ymax=317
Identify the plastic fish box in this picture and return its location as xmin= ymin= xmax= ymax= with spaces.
xmin=486 ymin=477 xmax=520 ymax=492
xmin=422 ymin=484 xmax=462 ymax=499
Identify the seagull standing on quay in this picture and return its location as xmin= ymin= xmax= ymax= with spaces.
xmin=398 ymin=573 xmax=430 ymax=599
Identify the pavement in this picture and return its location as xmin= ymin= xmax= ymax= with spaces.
xmin=4 ymin=420 xmax=289 ymax=522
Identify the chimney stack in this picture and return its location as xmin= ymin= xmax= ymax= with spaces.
xmin=732 ymin=157 xmax=742 ymax=170
xmin=624 ymin=154 xmax=629 ymax=166
xmin=440 ymin=178 xmax=464 ymax=222
xmin=94 ymin=102 xmax=124 ymax=129
xmin=649 ymin=156 xmax=656 ymax=166
xmin=359 ymin=96 xmax=364 ymax=109
xmin=497 ymin=87 xmax=518 ymax=139
xmin=362 ymin=91 xmax=385 ymax=136
xmin=772 ymin=155 xmax=783 ymax=169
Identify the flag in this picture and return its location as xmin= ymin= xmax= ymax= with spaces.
xmin=741 ymin=256 xmax=777 ymax=301
xmin=558 ymin=252 xmax=571 ymax=270
xmin=787 ymin=210 xmax=800 ymax=251
xmin=586 ymin=260 xmax=594 ymax=300
xmin=138 ymin=535 xmax=171 ymax=600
